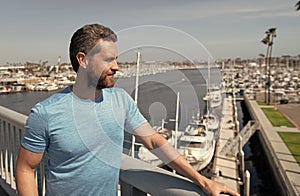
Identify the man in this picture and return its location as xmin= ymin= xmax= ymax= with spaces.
xmin=16 ymin=24 xmax=239 ymax=196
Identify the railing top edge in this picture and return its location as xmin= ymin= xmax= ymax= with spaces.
xmin=0 ymin=105 xmax=27 ymax=129
xmin=120 ymin=154 xmax=207 ymax=195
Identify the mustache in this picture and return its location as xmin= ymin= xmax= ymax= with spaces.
xmin=106 ymin=70 xmax=116 ymax=75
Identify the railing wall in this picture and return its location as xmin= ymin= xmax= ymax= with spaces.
xmin=0 ymin=105 xmax=27 ymax=195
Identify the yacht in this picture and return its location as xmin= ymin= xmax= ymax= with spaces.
xmin=137 ymin=126 xmax=182 ymax=167
xmin=177 ymin=120 xmax=215 ymax=171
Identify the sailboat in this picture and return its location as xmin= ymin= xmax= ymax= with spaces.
xmin=206 ymin=85 xmax=222 ymax=108
xmin=137 ymin=93 xmax=182 ymax=167
xmin=177 ymin=59 xmax=217 ymax=171
xmin=202 ymin=59 xmax=221 ymax=131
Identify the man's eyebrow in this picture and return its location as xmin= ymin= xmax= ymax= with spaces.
xmin=105 ymin=56 xmax=118 ymax=61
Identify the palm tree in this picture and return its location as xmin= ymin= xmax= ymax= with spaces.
xmin=261 ymin=28 xmax=276 ymax=105
xmin=296 ymin=1 xmax=300 ymax=11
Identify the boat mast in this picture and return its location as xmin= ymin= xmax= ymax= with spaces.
xmin=131 ymin=51 xmax=141 ymax=158
xmin=174 ymin=92 xmax=180 ymax=150
xmin=134 ymin=51 xmax=141 ymax=104
xmin=207 ymin=57 xmax=210 ymax=117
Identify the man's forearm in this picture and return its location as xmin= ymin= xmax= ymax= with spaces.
xmin=144 ymin=133 xmax=209 ymax=187
xmin=16 ymin=170 xmax=39 ymax=196
xmin=167 ymin=155 xmax=209 ymax=188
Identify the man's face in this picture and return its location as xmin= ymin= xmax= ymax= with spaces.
xmin=86 ymin=40 xmax=119 ymax=90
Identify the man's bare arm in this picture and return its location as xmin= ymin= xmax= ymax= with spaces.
xmin=16 ymin=146 xmax=44 ymax=196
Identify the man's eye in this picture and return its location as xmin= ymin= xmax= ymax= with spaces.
xmin=105 ymin=58 xmax=114 ymax=63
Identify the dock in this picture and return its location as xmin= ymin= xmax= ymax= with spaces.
xmin=212 ymin=95 xmax=241 ymax=193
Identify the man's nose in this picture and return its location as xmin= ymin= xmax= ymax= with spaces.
xmin=111 ymin=60 xmax=119 ymax=71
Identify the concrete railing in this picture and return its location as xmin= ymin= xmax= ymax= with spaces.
xmin=0 ymin=105 xmax=207 ymax=196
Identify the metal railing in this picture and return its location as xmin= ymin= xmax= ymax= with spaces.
xmin=0 ymin=105 xmax=207 ymax=196
xmin=0 ymin=105 xmax=27 ymax=195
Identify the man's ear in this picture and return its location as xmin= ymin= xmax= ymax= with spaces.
xmin=76 ymin=52 xmax=88 ymax=69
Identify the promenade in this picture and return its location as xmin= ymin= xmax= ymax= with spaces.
xmin=246 ymin=99 xmax=300 ymax=195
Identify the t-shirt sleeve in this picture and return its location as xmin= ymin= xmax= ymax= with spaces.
xmin=22 ymin=104 xmax=49 ymax=153
xmin=123 ymin=91 xmax=147 ymax=133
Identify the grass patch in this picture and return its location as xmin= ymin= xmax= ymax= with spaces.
xmin=257 ymin=101 xmax=269 ymax=106
xmin=278 ymin=132 xmax=300 ymax=166
xmin=262 ymin=108 xmax=295 ymax=127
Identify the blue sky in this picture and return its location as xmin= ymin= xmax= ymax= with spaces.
xmin=0 ymin=0 xmax=299 ymax=65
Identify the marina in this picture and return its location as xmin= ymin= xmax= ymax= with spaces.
xmin=1 ymin=62 xmax=300 ymax=195
xmin=1 ymin=0 xmax=300 ymax=195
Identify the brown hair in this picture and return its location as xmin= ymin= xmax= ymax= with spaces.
xmin=69 ymin=24 xmax=117 ymax=72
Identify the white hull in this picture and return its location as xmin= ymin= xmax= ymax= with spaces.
xmin=178 ymin=122 xmax=216 ymax=171
xmin=138 ymin=127 xmax=183 ymax=167
xmin=201 ymin=114 xmax=220 ymax=131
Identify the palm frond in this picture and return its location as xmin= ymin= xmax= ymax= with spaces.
xmin=296 ymin=1 xmax=300 ymax=11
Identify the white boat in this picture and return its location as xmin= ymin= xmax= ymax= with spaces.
xmin=200 ymin=113 xmax=219 ymax=131
xmin=45 ymin=83 xmax=59 ymax=91
xmin=204 ymin=86 xmax=222 ymax=108
xmin=0 ymin=86 xmax=11 ymax=94
xmin=137 ymin=126 xmax=182 ymax=167
xmin=203 ymin=60 xmax=222 ymax=108
xmin=177 ymin=121 xmax=216 ymax=171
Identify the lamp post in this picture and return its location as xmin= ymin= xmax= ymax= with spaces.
xmin=261 ymin=27 xmax=276 ymax=105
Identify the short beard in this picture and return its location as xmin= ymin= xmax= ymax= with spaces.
xmin=87 ymin=74 xmax=103 ymax=90
xmin=87 ymin=72 xmax=114 ymax=91
xmin=96 ymin=77 xmax=110 ymax=90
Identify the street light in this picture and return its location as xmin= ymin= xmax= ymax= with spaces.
xmin=261 ymin=27 xmax=276 ymax=105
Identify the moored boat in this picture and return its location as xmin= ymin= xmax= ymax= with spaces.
xmin=177 ymin=120 xmax=216 ymax=171
xmin=137 ymin=126 xmax=182 ymax=167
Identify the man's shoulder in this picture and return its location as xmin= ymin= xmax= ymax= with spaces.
xmin=104 ymin=87 xmax=126 ymax=93
xmin=104 ymin=87 xmax=128 ymax=96
xmin=103 ymin=87 xmax=133 ymax=104
xmin=35 ymin=87 xmax=71 ymax=109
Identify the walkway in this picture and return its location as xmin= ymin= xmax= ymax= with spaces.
xmin=212 ymin=96 xmax=240 ymax=193
xmin=276 ymin=103 xmax=300 ymax=130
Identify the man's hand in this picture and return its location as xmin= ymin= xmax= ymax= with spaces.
xmin=202 ymin=178 xmax=240 ymax=196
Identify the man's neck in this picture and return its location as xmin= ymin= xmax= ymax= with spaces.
xmin=71 ymin=83 xmax=102 ymax=100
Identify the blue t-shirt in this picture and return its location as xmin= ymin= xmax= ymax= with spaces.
xmin=22 ymin=87 xmax=147 ymax=196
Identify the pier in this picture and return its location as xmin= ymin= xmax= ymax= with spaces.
xmin=212 ymin=95 xmax=245 ymax=194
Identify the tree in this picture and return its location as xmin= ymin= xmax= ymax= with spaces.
xmin=296 ymin=1 xmax=300 ymax=11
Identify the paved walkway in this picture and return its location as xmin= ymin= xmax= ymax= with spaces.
xmin=276 ymin=103 xmax=300 ymax=130
xmin=248 ymin=100 xmax=300 ymax=195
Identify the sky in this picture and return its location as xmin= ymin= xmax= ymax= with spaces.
xmin=0 ymin=0 xmax=299 ymax=65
